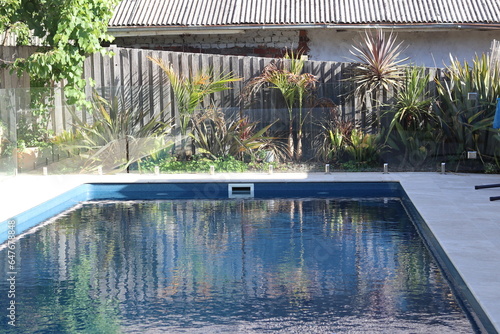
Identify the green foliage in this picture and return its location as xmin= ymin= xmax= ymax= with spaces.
xmin=385 ymin=124 xmax=440 ymax=169
xmin=0 ymin=1 xmax=26 ymax=45
xmin=345 ymin=129 xmax=384 ymax=165
xmin=148 ymin=56 xmax=242 ymax=135
xmin=327 ymin=128 xmax=346 ymax=161
xmin=75 ymin=94 xmax=171 ymax=142
xmin=138 ymin=154 xmax=248 ymax=173
xmin=16 ymin=113 xmax=53 ymax=148
xmin=242 ymin=50 xmax=318 ymax=160
xmin=314 ymin=113 xmax=354 ymax=164
xmin=248 ymin=160 xmax=277 ymax=172
xmin=340 ymin=160 xmax=363 ymax=171
xmin=484 ymin=162 xmax=499 ymax=174
xmin=383 ymin=67 xmax=439 ymax=168
xmin=388 ymin=67 xmax=435 ymax=132
xmin=53 ymin=256 xmax=121 ymax=333
xmin=435 ymin=54 xmax=500 ymax=159
xmin=190 ymin=108 xmax=278 ymax=161
xmin=349 ymin=29 xmax=408 ymax=96
xmin=15 ymin=88 xmax=56 ymax=148
xmin=314 ymin=108 xmax=384 ymax=167
xmin=50 ymin=129 xmax=83 ymax=156
xmin=0 ymin=120 xmax=9 ymax=157
xmin=347 ymin=29 xmax=408 ymax=129
xmin=51 ymin=129 xmax=81 ymax=146
xmin=68 ymin=93 xmax=174 ymax=173
xmin=2 ymin=0 xmax=119 ymax=105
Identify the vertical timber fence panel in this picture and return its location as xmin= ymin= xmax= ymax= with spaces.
xmin=2 ymin=46 xmax=451 ymax=159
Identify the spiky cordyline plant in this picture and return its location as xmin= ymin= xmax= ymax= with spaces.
xmin=386 ymin=67 xmax=435 ymax=133
xmin=189 ymin=108 xmax=283 ymax=161
xmin=350 ymin=29 xmax=408 ymax=94
xmin=348 ymin=29 xmax=408 ymax=130
xmin=382 ymin=67 xmax=439 ymax=169
xmin=69 ymin=93 xmax=174 ymax=173
xmin=314 ymin=115 xmax=354 ymax=163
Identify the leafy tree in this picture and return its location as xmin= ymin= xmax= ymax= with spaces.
xmin=0 ymin=1 xmax=29 ymax=45
xmin=1 ymin=0 xmax=119 ymax=105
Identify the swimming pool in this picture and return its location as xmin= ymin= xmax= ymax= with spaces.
xmin=0 ymin=182 xmax=485 ymax=332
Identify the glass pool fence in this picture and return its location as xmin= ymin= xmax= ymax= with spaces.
xmin=1 ymin=85 xmax=497 ymax=180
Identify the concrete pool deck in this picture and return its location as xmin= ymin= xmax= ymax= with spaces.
xmin=0 ymin=171 xmax=499 ymax=333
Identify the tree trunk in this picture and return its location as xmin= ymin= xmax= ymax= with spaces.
xmin=296 ymin=131 xmax=303 ymax=161
xmin=288 ymin=125 xmax=294 ymax=160
xmin=125 ymin=136 xmax=130 ymax=173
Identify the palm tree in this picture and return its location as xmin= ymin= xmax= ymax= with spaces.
xmin=243 ymin=51 xmax=317 ymax=160
xmin=148 ymin=56 xmax=241 ymax=136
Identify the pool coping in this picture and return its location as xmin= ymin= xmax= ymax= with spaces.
xmin=1 ymin=172 xmax=499 ymax=333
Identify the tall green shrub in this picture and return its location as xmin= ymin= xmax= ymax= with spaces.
xmin=314 ymin=110 xmax=353 ymax=164
xmin=384 ymin=67 xmax=439 ymax=168
xmin=436 ymin=54 xmax=500 ymax=161
xmin=345 ymin=129 xmax=384 ymax=166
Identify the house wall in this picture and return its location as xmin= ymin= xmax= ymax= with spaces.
xmin=114 ymin=28 xmax=498 ymax=68
xmin=307 ymin=29 xmax=500 ymax=68
xmin=113 ymin=29 xmax=303 ymax=58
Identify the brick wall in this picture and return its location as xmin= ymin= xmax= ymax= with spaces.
xmin=113 ymin=29 xmax=308 ymax=58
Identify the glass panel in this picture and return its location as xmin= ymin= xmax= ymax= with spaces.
xmin=2 ymin=84 xmax=496 ymax=175
xmin=0 ymin=89 xmax=18 ymax=180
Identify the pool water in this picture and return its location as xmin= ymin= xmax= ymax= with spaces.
xmin=0 ymin=198 xmax=474 ymax=333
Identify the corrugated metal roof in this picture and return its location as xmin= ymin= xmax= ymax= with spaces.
xmin=109 ymin=0 xmax=500 ymax=27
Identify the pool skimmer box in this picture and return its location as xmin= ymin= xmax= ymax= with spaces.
xmin=228 ymin=183 xmax=254 ymax=198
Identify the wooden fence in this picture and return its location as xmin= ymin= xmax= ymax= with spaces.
xmin=83 ymin=47 xmax=445 ymax=130
xmin=1 ymin=46 xmax=445 ymax=151
xmin=0 ymin=46 xmax=36 ymax=89
xmin=83 ymin=47 xmax=354 ymax=131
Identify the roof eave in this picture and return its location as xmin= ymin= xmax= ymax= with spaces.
xmin=108 ymin=23 xmax=500 ymax=37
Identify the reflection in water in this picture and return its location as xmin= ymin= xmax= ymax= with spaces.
xmin=0 ymin=198 xmax=473 ymax=333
